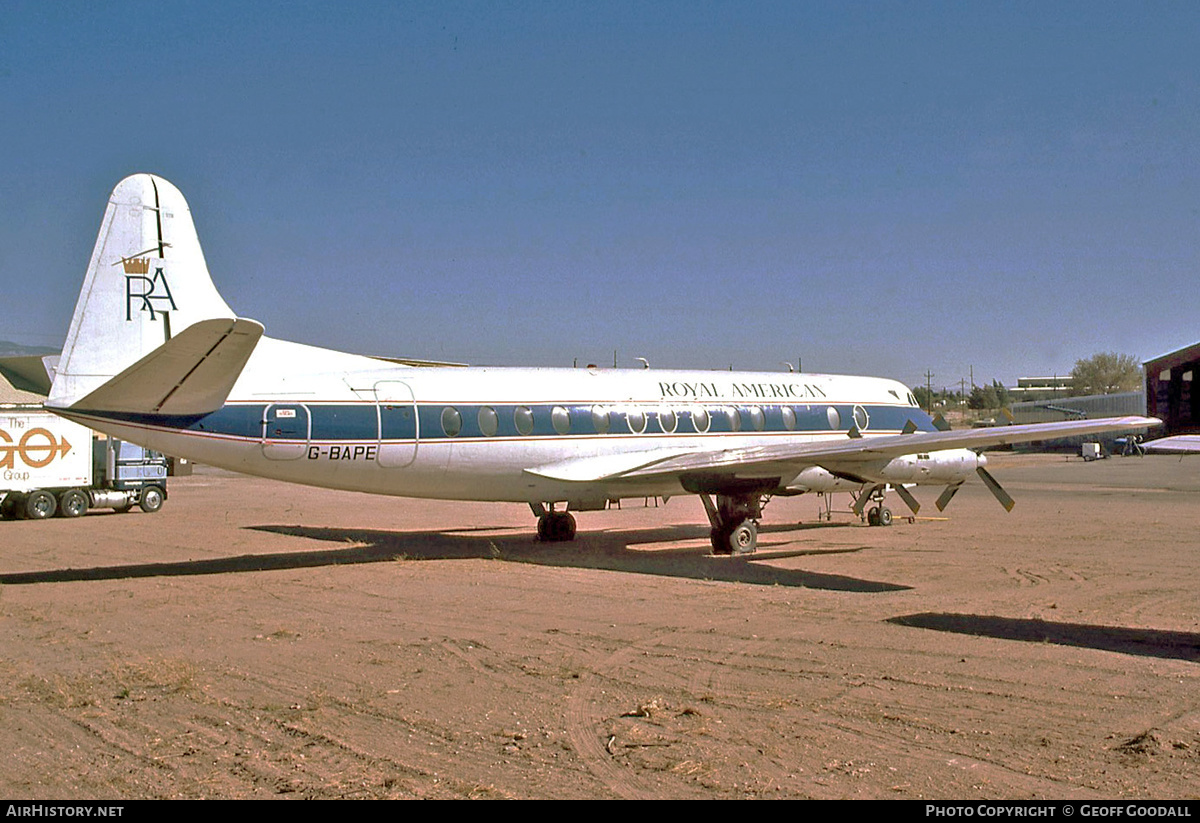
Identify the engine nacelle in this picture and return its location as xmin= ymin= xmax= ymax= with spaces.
xmin=785 ymin=465 xmax=869 ymax=493
xmin=875 ymin=448 xmax=983 ymax=485
xmin=783 ymin=449 xmax=983 ymax=494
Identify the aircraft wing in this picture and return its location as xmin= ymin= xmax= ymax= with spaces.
xmin=525 ymin=416 xmax=1160 ymax=484
xmin=1142 ymin=434 xmax=1200 ymax=454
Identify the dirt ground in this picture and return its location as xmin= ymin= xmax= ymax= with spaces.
xmin=1 ymin=452 xmax=1197 ymax=799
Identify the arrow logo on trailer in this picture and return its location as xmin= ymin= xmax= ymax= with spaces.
xmin=0 ymin=428 xmax=73 ymax=470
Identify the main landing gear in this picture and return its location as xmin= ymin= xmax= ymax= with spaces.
xmin=531 ymin=503 xmax=577 ymax=542
xmin=866 ymin=505 xmax=893 ymax=527
xmin=854 ymin=485 xmax=894 ymax=527
xmin=700 ymin=493 xmax=765 ymax=556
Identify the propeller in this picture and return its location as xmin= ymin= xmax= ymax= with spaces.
xmin=935 ymin=483 xmax=961 ymax=512
xmin=934 ymin=466 xmax=1015 ymax=512
xmin=892 ymin=483 xmax=921 ymax=514
xmin=976 ymin=465 xmax=1016 ymax=512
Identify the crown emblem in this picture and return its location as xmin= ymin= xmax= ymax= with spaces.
xmin=121 ymin=257 xmax=151 ymax=274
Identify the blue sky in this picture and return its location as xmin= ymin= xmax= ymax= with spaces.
xmin=2 ymin=1 xmax=1197 ymax=392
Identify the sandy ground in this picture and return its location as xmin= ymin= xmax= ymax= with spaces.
xmin=0 ymin=452 xmax=1197 ymax=799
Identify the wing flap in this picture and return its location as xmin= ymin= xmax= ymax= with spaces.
xmin=524 ymin=448 xmax=699 ymax=483
xmin=53 ymin=317 xmax=264 ymax=415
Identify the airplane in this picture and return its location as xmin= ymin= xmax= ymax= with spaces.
xmin=43 ymin=174 xmax=1158 ymax=555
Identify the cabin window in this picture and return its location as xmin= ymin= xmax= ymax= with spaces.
xmin=514 ymin=406 xmax=534 ymax=436
xmin=478 ymin=406 xmax=498 ymax=437
xmin=441 ymin=406 xmax=462 ymax=437
xmin=591 ymin=405 xmax=610 ymax=434
xmin=781 ymin=406 xmax=796 ymax=431
xmin=692 ymin=408 xmax=710 ymax=433
xmin=551 ymin=406 xmax=571 ymax=435
xmin=826 ymin=406 xmax=841 ymax=430
xmin=853 ymin=405 xmax=869 ymax=431
xmin=725 ymin=407 xmax=741 ymax=432
xmin=747 ymin=406 xmax=765 ymax=432
xmin=627 ymin=408 xmax=647 ymax=434
xmin=659 ymin=408 xmax=677 ymax=434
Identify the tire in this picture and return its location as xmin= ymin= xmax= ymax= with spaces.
xmin=539 ymin=512 xmax=576 ymax=542
xmin=59 ymin=489 xmax=89 ymax=518
xmin=138 ymin=485 xmax=165 ymax=513
xmin=557 ymin=512 xmax=577 ymax=541
xmin=728 ymin=520 xmax=758 ymax=556
xmin=878 ymin=507 xmax=893 ymax=527
xmin=0 ymin=494 xmax=20 ymax=520
xmin=709 ymin=525 xmax=730 ymax=554
xmin=867 ymin=507 xmax=880 ymax=527
xmin=25 ymin=490 xmax=57 ymax=520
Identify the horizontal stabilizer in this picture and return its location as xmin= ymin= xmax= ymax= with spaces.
xmin=0 ymin=354 xmax=58 ymax=396
xmin=58 ymin=318 xmax=263 ymax=415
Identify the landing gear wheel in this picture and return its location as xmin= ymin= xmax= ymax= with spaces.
xmin=138 ymin=485 xmax=165 ymax=514
xmin=867 ymin=506 xmax=880 ymax=526
xmin=25 ymin=490 xmax=57 ymax=520
xmin=537 ymin=511 xmax=576 ymax=542
xmin=58 ymin=489 xmax=89 ymax=518
xmin=727 ymin=520 xmax=758 ymax=556
xmin=877 ymin=506 xmax=893 ymax=527
xmin=710 ymin=524 xmax=733 ymax=555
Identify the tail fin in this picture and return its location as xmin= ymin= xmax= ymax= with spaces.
xmin=49 ymin=174 xmax=237 ymax=408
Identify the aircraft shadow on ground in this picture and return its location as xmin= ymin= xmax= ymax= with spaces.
xmin=889 ymin=612 xmax=1200 ymax=663
xmin=0 ymin=522 xmax=909 ymax=593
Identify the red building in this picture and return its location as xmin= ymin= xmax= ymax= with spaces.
xmin=1145 ymin=343 xmax=1200 ymax=436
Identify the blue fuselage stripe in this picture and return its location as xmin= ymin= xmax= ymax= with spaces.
xmin=84 ymin=402 xmax=937 ymax=442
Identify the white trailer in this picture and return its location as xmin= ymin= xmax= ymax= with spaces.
xmin=0 ymin=408 xmax=168 ymax=520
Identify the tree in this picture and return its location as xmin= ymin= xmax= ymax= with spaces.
xmin=912 ymin=386 xmax=935 ymax=410
xmin=967 ymin=380 xmax=1011 ymax=410
xmin=1070 ymin=352 xmax=1142 ymax=395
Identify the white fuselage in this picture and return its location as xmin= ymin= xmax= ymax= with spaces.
xmin=64 ymin=337 xmax=943 ymax=506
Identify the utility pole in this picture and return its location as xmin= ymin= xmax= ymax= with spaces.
xmin=924 ymin=370 xmax=934 ymax=412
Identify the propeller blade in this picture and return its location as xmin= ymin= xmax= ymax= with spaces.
xmin=977 ymin=466 xmax=1016 ymax=512
xmin=935 ymin=483 xmax=961 ymax=512
xmin=932 ymin=413 xmax=952 ymax=432
xmin=901 ymin=419 xmax=918 ymax=434
xmin=893 ymin=483 xmax=920 ymax=515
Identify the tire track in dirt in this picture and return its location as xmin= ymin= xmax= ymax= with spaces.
xmin=563 ymin=630 xmax=693 ymax=799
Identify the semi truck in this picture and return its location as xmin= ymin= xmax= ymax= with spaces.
xmin=0 ymin=409 xmax=168 ymax=520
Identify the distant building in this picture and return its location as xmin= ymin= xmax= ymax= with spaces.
xmin=1009 ymin=390 xmax=1147 ymax=453
xmin=1007 ymin=376 xmax=1074 ymax=401
xmin=1144 ymin=342 xmax=1200 ymax=437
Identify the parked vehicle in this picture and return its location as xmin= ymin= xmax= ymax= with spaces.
xmin=1 ymin=410 xmax=167 ymax=520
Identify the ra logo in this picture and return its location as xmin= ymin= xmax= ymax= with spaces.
xmin=122 ymin=258 xmax=178 ymax=321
